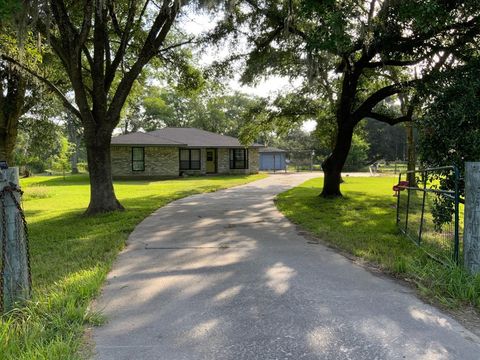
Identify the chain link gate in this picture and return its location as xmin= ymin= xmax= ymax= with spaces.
xmin=395 ymin=166 xmax=461 ymax=264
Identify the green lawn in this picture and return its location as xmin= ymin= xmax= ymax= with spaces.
xmin=1 ymin=173 xmax=266 ymax=359
xmin=276 ymin=176 xmax=480 ymax=312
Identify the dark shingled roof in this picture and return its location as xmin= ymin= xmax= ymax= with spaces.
xmin=111 ymin=132 xmax=186 ymax=146
xmin=259 ymin=146 xmax=287 ymax=153
xmin=112 ymin=128 xmax=263 ymax=148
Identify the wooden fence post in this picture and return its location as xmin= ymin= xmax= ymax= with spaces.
xmin=463 ymin=162 xmax=480 ymax=274
xmin=1 ymin=167 xmax=31 ymax=312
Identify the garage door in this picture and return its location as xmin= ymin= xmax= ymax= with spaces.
xmin=260 ymin=153 xmax=285 ymax=170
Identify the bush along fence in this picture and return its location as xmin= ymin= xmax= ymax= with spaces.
xmin=0 ymin=167 xmax=31 ymax=313
xmin=395 ymin=166 xmax=461 ymax=265
xmin=395 ymin=163 xmax=480 ymax=274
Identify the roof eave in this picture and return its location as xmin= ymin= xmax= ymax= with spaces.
xmin=110 ymin=143 xmax=187 ymax=147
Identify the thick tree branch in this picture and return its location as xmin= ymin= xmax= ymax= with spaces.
xmin=77 ymin=0 xmax=93 ymax=50
xmin=367 ymin=0 xmax=376 ymax=25
xmin=152 ymin=4 xmax=179 ymax=50
xmin=106 ymin=0 xmax=122 ymax=37
xmin=92 ymin=1 xmax=108 ymax=119
xmin=107 ymin=0 xmax=179 ymax=123
xmin=48 ymin=0 xmax=94 ymax=125
xmin=367 ymin=112 xmax=411 ymax=125
xmin=133 ymin=0 xmax=150 ymax=33
xmin=287 ymin=25 xmax=308 ymax=41
xmin=104 ymin=0 xmax=137 ymax=92
xmin=50 ymin=0 xmax=79 ymax=54
xmin=158 ymin=38 xmax=195 ymax=53
xmin=253 ymin=26 xmax=283 ymax=51
xmin=352 ymin=79 xmax=420 ymax=122
xmin=365 ymin=57 xmax=427 ymax=68
xmin=1 ymin=55 xmax=81 ymax=119
xmin=377 ymin=15 xmax=480 ymax=57
xmin=82 ymin=45 xmax=94 ymax=69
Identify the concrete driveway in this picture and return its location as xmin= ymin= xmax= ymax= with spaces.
xmin=93 ymin=173 xmax=480 ymax=360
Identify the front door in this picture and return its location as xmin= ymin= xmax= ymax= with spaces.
xmin=206 ymin=149 xmax=217 ymax=173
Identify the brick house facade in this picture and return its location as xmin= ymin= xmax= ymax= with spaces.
xmin=110 ymin=128 xmax=261 ymax=179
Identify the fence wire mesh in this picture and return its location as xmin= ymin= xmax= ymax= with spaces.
xmin=396 ymin=166 xmax=462 ymax=264
xmin=287 ymin=151 xmax=322 ymax=171
xmin=0 ymin=185 xmax=31 ymax=312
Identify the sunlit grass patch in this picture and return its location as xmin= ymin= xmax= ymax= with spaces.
xmin=23 ymin=185 xmax=52 ymax=200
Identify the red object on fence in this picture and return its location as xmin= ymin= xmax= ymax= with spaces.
xmin=393 ymin=181 xmax=410 ymax=197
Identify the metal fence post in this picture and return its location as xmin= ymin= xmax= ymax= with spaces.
xmin=1 ymin=167 xmax=31 ymax=312
xmin=453 ymin=166 xmax=460 ymax=264
xmin=396 ymin=172 xmax=402 ymax=225
xmin=463 ymin=162 xmax=480 ymax=274
xmin=405 ymin=184 xmax=411 ymax=233
xmin=418 ymin=170 xmax=427 ymax=246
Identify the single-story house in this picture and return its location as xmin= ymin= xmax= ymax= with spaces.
xmin=110 ymin=127 xmax=263 ymax=178
xmin=259 ymin=147 xmax=287 ymax=171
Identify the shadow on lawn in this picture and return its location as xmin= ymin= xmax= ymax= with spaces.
xmin=24 ymin=174 xmax=256 ymax=188
xmin=28 ymin=186 xmax=232 ymax=291
xmin=22 ymin=174 xmax=91 ymax=187
xmin=276 ymin=184 xmax=420 ymax=273
xmin=282 ymin=187 xmax=399 ymax=234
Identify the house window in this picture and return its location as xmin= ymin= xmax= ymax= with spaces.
xmin=230 ymin=148 xmax=249 ymax=169
xmin=132 ymin=147 xmax=145 ymax=171
xmin=180 ymin=149 xmax=201 ymax=170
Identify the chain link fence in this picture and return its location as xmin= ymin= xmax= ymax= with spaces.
xmin=287 ymin=150 xmax=323 ymax=172
xmin=395 ymin=166 xmax=462 ymax=264
xmin=377 ymin=160 xmax=409 ymax=174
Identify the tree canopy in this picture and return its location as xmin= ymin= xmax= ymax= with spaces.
xmin=418 ymin=60 xmax=480 ymax=179
xmin=214 ymin=0 xmax=480 ymax=195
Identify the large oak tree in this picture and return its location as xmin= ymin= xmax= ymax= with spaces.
xmin=218 ymin=0 xmax=480 ymax=196
xmin=44 ymin=0 xmax=188 ymax=214
xmin=12 ymin=0 xmax=214 ymax=214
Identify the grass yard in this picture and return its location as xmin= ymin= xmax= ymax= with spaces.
xmin=0 ymin=173 xmax=266 ymax=359
xmin=276 ymin=176 xmax=480 ymax=312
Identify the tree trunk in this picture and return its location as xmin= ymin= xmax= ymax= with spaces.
xmin=70 ymin=148 xmax=79 ymax=174
xmin=84 ymin=128 xmax=123 ymax=215
xmin=0 ymin=70 xmax=26 ymax=166
xmin=66 ymin=119 xmax=81 ymax=174
xmin=321 ymin=122 xmax=355 ymax=197
xmin=0 ymin=128 xmax=15 ymax=165
xmin=0 ymin=114 xmax=21 ymax=166
xmin=398 ymin=93 xmax=417 ymax=186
